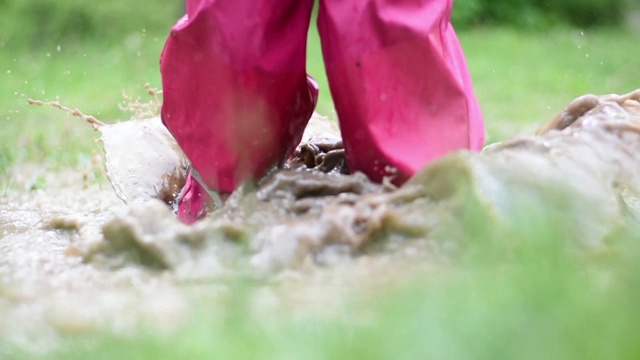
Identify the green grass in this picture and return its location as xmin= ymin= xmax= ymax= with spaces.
xmin=1 ymin=27 xmax=638 ymax=169
xmin=0 ymin=35 xmax=166 ymax=169
xmin=461 ymin=27 xmax=640 ymax=141
xmin=1 ymin=26 xmax=640 ymax=359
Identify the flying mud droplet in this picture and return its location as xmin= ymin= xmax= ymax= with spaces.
xmin=99 ymin=117 xmax=189 ymax=206
xmin=286 ymin=112 xmax=347 ymax=174
xmin=27 ymin=98 xmax=189 ymax=206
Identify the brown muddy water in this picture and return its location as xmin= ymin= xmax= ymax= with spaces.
xmin=2 ymin=90 xmax=640 ymax=353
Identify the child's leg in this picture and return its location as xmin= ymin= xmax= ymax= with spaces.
xmin=317 ymin=0 xmax=484 ymax=185
xmin=161 ymin=0 xmax=317 ymax=195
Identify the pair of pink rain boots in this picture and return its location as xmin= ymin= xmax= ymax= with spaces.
xmin=160 ymin=0 xmax=485 ymax=224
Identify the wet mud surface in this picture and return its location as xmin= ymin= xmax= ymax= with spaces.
xmin=2 ymin=90 xmax=640 ymax=352
xmin=0 ymin=168 xmax=187 ymax=351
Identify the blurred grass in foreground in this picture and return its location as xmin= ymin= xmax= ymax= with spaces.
xmin=4 ymin=209 xmax=640 ymax=360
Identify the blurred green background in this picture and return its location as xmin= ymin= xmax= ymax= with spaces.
xmin=0 ymin=0 xmax=638 ymax=169
xmin=1 ymin=1 xmax=640 ymax=358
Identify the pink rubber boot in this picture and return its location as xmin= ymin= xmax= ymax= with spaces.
xmin=175 ymin=172 xmax=214 ymax=224
xmin=318 ymin=0 xmax=484 ymax=185
xmin=160 ymin=0 xmax=318 ymax=223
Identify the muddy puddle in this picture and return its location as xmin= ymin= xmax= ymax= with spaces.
xmin=2 ymin=90 xmax=640 ymax=353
